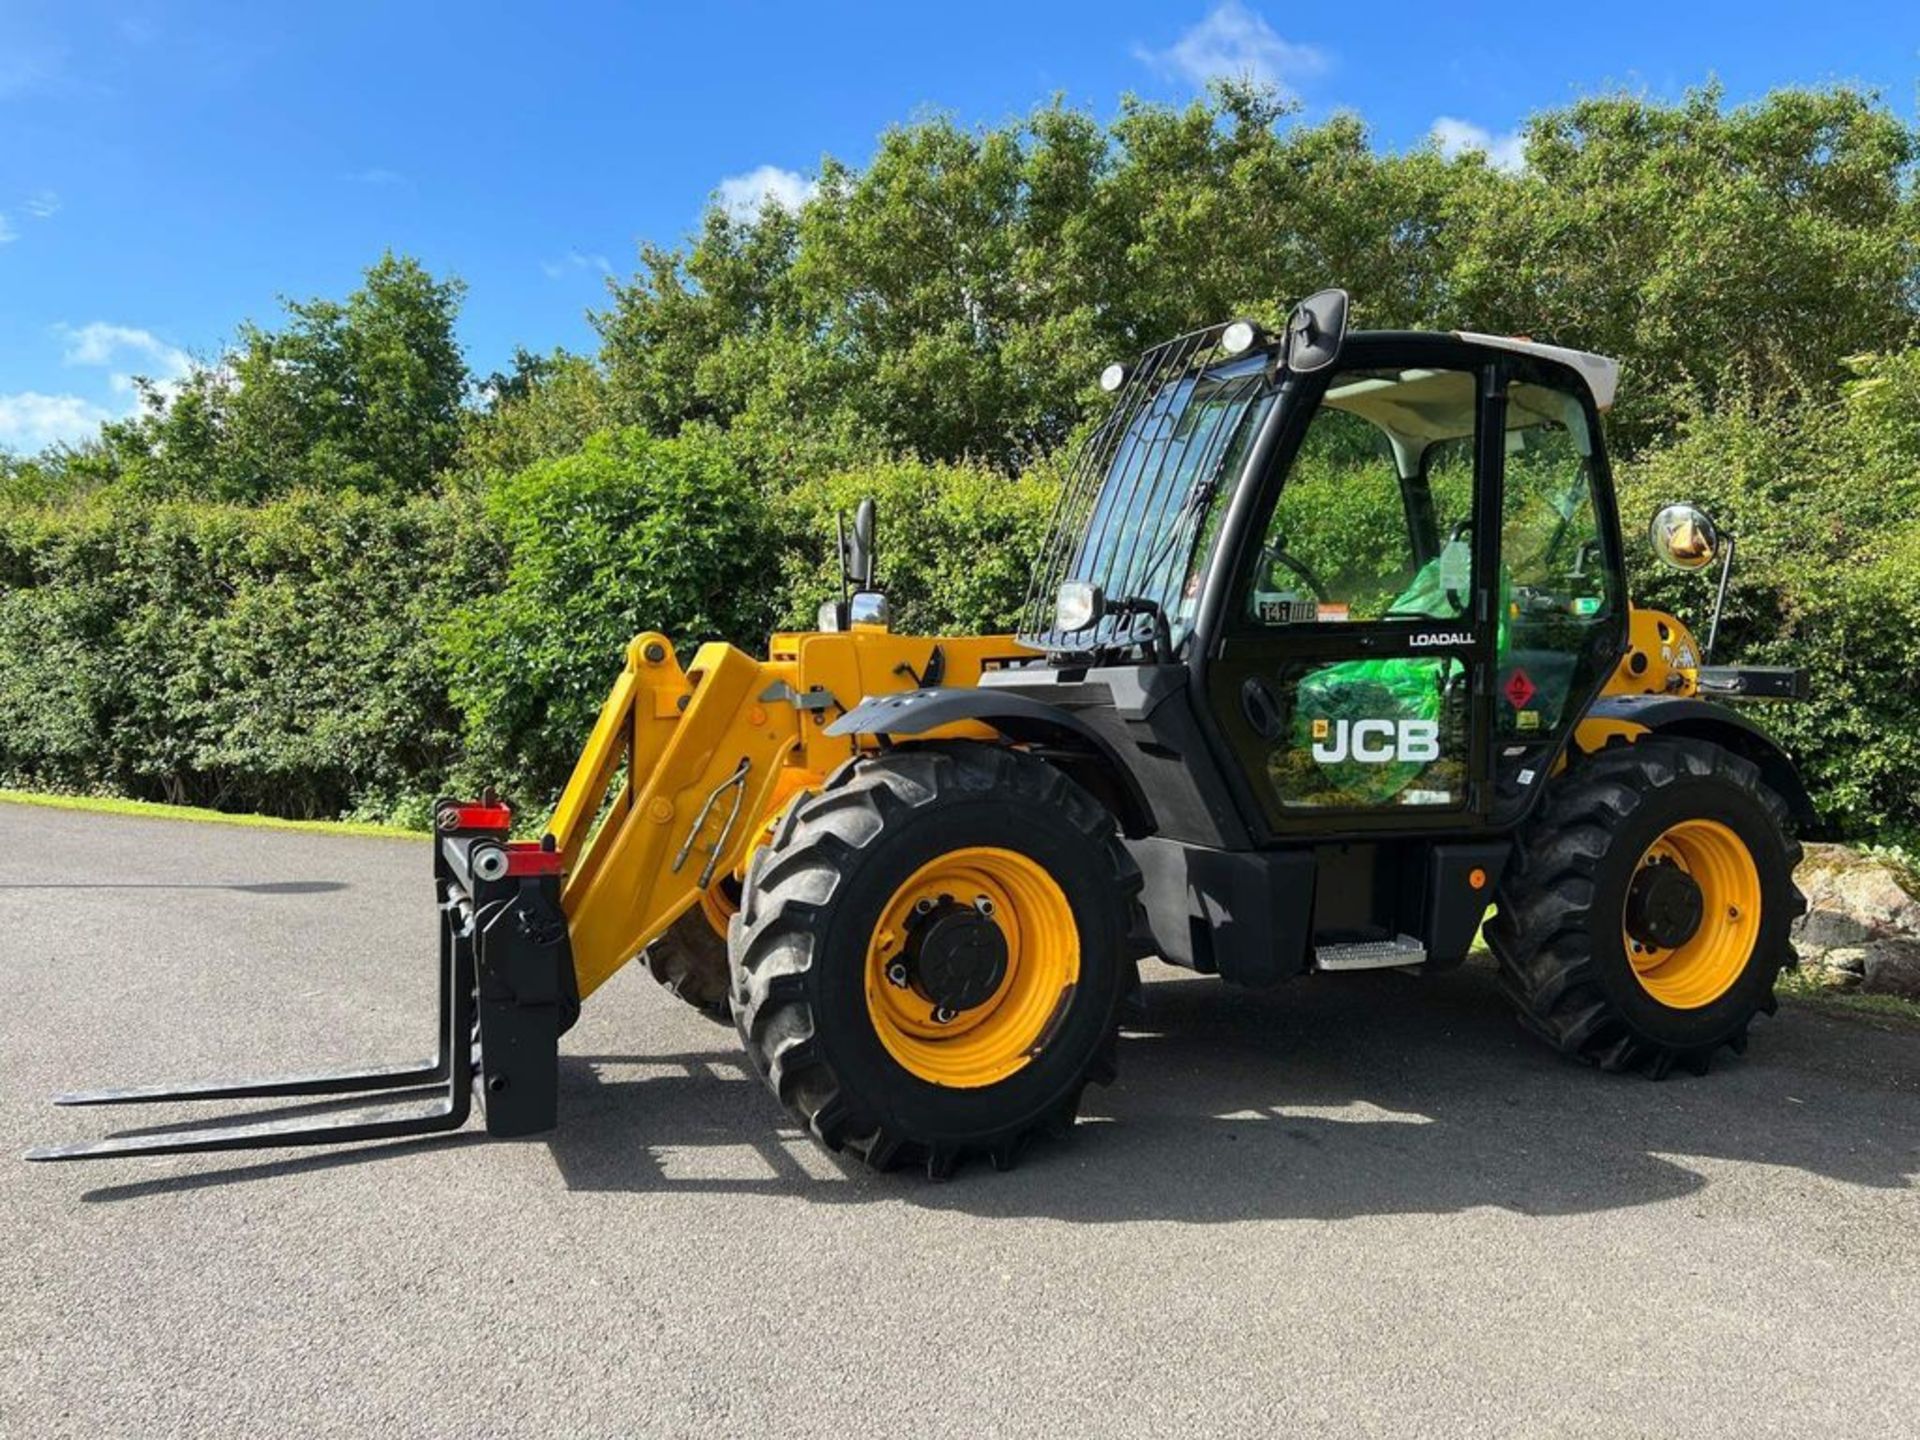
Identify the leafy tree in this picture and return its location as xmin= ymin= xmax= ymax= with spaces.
xmin=594 ymin=83 xmax=1918 ymax=466
xmin=1447 ymin=85 xmax=1920 ymax=445
xmin=460 ymin=348 xmax=614 ymax=480
xmin=95 ymin=253 xmax=469 ymax=501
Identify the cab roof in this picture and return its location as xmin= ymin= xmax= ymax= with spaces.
xmin=1332 ymin=329 xmax=1619 ymax=412
xmin=1452 ymin=331 xmax=1620 ymax=411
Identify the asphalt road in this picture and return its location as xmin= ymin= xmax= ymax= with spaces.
xmin=2 ymin=801 xmax=1917 ymax=1439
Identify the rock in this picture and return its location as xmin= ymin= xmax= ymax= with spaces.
xmin=1862 ymin=937 xmax=1920 ymax=999
xmin=1791 ymin=843 xmax=1920 ymax=996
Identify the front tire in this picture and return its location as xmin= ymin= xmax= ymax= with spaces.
xmin=1489 ymin=736 xmax=1805 ymax=1076
xmin=730 ymin=744 xmax=1142 ymax=1177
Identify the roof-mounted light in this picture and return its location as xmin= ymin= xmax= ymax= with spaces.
xmin=1220 ymin=319 xmax=1261 ymax=356
xmin=1099 ymin=362 xmax=1128 ymax=393
xmin=1054 ymin=580 xmax=1103 ymax=634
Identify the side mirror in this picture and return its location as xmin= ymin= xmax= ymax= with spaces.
xmin=1649 ymin=503 xmax=1721 ymax=571
xmin=1284 ymin=288 xmax=1349 ymax=373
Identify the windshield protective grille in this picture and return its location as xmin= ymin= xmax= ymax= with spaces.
xmin=1019 ymin=326 xmax=1271 ymax=653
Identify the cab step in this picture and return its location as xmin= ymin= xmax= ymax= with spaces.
xmin=1313 ymin=934 xmax=1427 ymax=971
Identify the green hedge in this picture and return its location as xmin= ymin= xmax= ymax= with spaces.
xmin=1615 ymin=352 xmax=1920 ymax=836
xmin=0 ymin=492 xmax=494 ymax=824
xmin=776 ymin=457 xmax=1061 ymax=636
xmin=440 ymin=425 xmax=780 ymax=801
xmin=0 ymin=441 xmax=1047 ymax=823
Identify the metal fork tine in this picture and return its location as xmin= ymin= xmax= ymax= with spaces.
xmin=33 ymin=839 xmax=480 ymax=1160
xmin=24 ymin=1092 xmax=469 ymax=1162
xmin=53 ymin=1057 xmax=449 ymax=1107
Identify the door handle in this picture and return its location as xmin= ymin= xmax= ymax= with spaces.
xmin=1240 ymin=676 xmax=1284 ymax=741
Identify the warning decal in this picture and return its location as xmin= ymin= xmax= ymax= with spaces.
xmin=1503 ymin=670 xmax=1537 ymax=709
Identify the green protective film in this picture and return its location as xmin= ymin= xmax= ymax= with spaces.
xmin=1281 ymin=553 xmax=1506 ymax=806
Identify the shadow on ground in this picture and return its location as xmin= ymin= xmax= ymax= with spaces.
xmin=76 ymin=963 xmax=1919 ymax=1215
xmin=542 ymin=963 xmax=1920 ymax=1220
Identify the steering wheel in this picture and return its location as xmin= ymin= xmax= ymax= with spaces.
xmin=1258 ymin=542 xmax=1330 ymax=602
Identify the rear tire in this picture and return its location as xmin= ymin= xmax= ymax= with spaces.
xmin=1488 ymin=736 xmax=1805 ymax=1077
xmin=642 ymin=909 xmax=733 ymax=1024
xmin=730 ymin=744 xmax=1142 ymax=1178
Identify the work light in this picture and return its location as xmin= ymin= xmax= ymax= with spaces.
xmin=1054 ymin=580 xmax=1102 ymax=633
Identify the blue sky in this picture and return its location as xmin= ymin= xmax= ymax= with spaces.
xmin=1 ymin=0 xmax=1914 ymax=452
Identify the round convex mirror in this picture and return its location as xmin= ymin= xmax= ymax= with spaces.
xmin=1649 ymin=503 xmax=1721 ymax=571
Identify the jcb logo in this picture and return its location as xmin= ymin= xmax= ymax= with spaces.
xmin=1311 ymin=718 xmax=1440 ymax=765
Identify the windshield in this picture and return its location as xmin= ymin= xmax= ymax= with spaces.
xmin=1022 ymin=339 xmax=1273 ymax=653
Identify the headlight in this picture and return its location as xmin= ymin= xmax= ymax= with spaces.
xmin=1220 ymin=319 xmax=1260 ymax=356
xmin=1054 ymin=580 xmax=1103 ymax=633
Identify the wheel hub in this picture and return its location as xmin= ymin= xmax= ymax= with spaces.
xmin=864 ymin=846 xmax=1082 ymax=1088
xmin=1624 ymin=858 xmax=1704 ymax=951
xmin=904 ymin=902 xmax=1009 ymax=1015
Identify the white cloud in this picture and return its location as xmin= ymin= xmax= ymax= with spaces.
xmin=541 ymin=249 xmax=612 ymax=280
xmin=23 ymin=189 xmax=60 ymax=219
xmin=715 ymin=164 xmax=816 ymax=221
xmin=0 ymin=392 xmax=116 ymax=452
xmin=56 ymin=322 xmax=196 ymax=408
xmin=1134 ymin=2 xmax=1327 ymax=94
xmin=59 ymin=321 xmax=193 ymax=378
xmin=0 ymin=212 xmax=15 ymax=245
xmin=0 ymin=321 xmax=199 ymax=453
xmin=1430 ymin=117 xmax=1527 ymax=173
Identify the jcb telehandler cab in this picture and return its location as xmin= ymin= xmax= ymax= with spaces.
xmin=33 ymin=291 xmax=1812 ymax=1178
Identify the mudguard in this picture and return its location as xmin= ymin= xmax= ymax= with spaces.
xmin=828 ymin=686 xmax=1153 ymax=831
xmin=828 ymin=685 xmax=1106 ymax=741
xmin=1580 ymin=694 xmax=1820 ymax=833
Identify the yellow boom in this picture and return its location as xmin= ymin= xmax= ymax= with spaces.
xmin=546 ymin=627 xmax=1031 ymax=998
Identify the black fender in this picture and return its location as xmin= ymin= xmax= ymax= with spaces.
xmin=828 ymin=688 xmax=1154 ymax=835
xmin=1582 ymin=695 xmax=1822 ymax=835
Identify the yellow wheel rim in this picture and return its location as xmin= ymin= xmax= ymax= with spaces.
xmin=864 ymin=847 xmax=1080 ymax=1088
xmin=696 ymin=881 xmax=737 ymax=939
xmin=1621 ymin=818 xmax=1761 ymax=1009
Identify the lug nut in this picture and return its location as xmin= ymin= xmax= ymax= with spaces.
xmin=973 ymin=895 xmax=995 ymax=916
xmin=886 ymin=961 xmax=910 ymax=988
xmin=932 ymin=1006 xmax=957 ymax=1025
xmin=913 ymin=898 xmax=934 ymax=916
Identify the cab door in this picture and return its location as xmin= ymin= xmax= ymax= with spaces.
xmin=1201 ymin=352 xmax=1501 ymax=839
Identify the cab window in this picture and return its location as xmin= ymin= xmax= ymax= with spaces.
xmin=1244 ymin=367 xmax=1478 ymax=626
xmin=1497 ymin=381 xmax=1615 ymax=737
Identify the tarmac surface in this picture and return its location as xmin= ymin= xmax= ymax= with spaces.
xmin=2 ymin=801 xmax=1917 ymax=1438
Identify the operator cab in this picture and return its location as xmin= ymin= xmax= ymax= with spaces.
xmin=1019 ymin=308 xmax=1628 ymax=841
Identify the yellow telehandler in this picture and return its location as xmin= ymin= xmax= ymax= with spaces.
xmin=32 ymin=291 xmax=1811 ymax=1177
